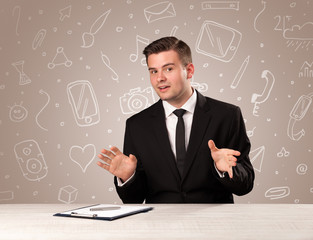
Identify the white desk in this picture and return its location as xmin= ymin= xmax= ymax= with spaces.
xmin=0 ymin=204 xmax=312 ymax=240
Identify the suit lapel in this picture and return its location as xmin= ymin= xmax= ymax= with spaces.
xmin=151 ymin=100 xmax=181 ymax=180
xmin=182 ymin=91 xmax=212 ymax=180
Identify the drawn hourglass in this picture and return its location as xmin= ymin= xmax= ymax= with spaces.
xmin=12 ymin=60 xmax=32 ymax=85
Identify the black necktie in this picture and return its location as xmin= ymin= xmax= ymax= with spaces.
xmin=173 ymin=109 xmax=186 ymax=177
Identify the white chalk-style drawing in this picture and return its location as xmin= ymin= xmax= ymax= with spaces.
xmin=100 ymin=51 xmax=119 ymax=82
xmin=231 ymin=55 xmax=250 ymax=89
xmin=296 ymin=163 xmax=308 ymax=175
xmin=58 ymin=185 xmax=78 ymax=204
xmin=201 ymin=1 xmax=239 ymax=11
xmin=265 ymin=186 xmax=290 ymax=200
xmin=254 ymin=0 xmax=266 ymax=33
xmin=59 ymin=5 xmax=71 ymax=21
xmin=130 ymin=35 xmax=150 ymax=66
xmin=69 ymin=144 xmax=96 ymax=173
xmin=195 ymin=21 xmax=242 ymax=62
xmin=35 ymin=89 xmax=50 ymax=131
xmin=120 ymin=87 xmax=155 ymax=114
xmin=144 ymin=1 xmax=176 ymax=23
xmin=8 ymin=102 xmax=28 ymax=122
xmin=247 ymin=127 xmax=256 ymax=137
xmin=277 ymin=147 xmax=290 ymax=158
xmin=67 ymin=80 xmax=100 ymax=127
xmin=48 ymin=47 xmax=72 ymax=69
xmin=14 ymin=139 xmax=48 ymax=181
xmin=0 ymin=191 xmax=14 ymax=201
xmin=251 ymin=70 xmax=275 ymax=117
xmin=287 ymin=92 xmax=313 ymax=141
xmin=190 ymin=77 xmax=208 ymax=93
xmin=283 ymin=21 xmax=313 ymax=51
xmin=170 ymin=25 xmax=179 ymax=36
xmin=274 ymin=15 xmax=292 ymax=32
xmin=299 ymin=61 xmax=313 ymax=78
xmin=250 ymin=146 xmax=265 ymax=173
xmin=81 ymin=9 xmax=111 ymax=48
xmin=12 ymin=60 xmax=32 ymax=85
xmin=32 ymin=29 xmax=46 ymax=50
xmin=12 ymin=5 xmax=21 ymax=36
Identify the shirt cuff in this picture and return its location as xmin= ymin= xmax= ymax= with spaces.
xmin=214 ymin=162 xmax=226 ymax=178
xmin=116 ymin=171 xmax=136 ymax=187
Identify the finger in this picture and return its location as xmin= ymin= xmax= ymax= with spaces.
xmin=110 ymin=146 xmax=122 ymax=155
xmin=227 ymin=167 xmax=233 ymax=178
xmin=96 ymin=161 xmax=110 ymax=171
xmin=97 ymin=154 xmax=112 ymax=165
xmin=208 ymin=140 xmax=218 ymax=152
xmin=100 ymin=148 xmax=116 ymax=159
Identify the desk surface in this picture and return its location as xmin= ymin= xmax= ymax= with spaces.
xmin=0 ymin=204 xmax=312 ymax=240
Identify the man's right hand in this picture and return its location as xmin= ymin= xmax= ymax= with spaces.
xmin=97 ymin=146 xmax=137 ymax=182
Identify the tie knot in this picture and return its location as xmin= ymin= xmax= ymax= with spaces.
xmin=173 ymin=109 xmax=186 ymax=118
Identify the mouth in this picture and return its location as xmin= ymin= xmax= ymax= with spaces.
xmin=158 ymin=86 xmax=169 ymax=92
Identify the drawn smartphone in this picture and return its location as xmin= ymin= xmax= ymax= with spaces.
xmin=14 ymin=139 xmax=48 ymax=181
xmin=196 ymin=21 xmax=242 ymax=62
xmin=67 ymin=80 xmax=100 ymax=127
xmin=251 ymin=70 xmax=275 ymax=104
xmin=290 ymin=95 xmax=311 ymax=120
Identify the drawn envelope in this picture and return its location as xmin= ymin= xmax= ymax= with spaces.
xmin=196 ymin=21 xmax=242 ymax=62
xmin=144 ymin=1 xmax=176 ymax=23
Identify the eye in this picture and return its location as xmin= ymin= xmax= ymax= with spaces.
xmin=150 ymin=69 xmax=157 ymax=74
xmin=166 ymin=67 xmax=173 ymax=72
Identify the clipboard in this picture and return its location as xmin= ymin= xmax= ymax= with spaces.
xmin=53 ymin=204 xmax=153 ymax=221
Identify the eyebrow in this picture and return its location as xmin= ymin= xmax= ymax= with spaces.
xmin=148 ymin=63 xmax=175 ymax=71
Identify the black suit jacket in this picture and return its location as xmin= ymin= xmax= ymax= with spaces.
xmin=114 ymin=91 xmax=254 ymax=203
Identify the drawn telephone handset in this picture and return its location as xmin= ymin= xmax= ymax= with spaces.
xmin=287 ymin=92 xmax=313 ymax=141
xmin=14 ymin=139 xmax=48 ymax=181
xmin=251 ymin=70 xmax=275 ymax=116
xmin=67 ymin=80 xmax=100 ymax=127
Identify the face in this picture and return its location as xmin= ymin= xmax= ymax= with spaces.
xmin=147 ymin=50 xmax=194 ymax=108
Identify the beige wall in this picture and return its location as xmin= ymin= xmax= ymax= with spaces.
xmin=1 ymin=0 xmax=312 ymax=204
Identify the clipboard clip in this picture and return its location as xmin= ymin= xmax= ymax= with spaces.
xmin=71 ymin=212 xmax=98 ymax=218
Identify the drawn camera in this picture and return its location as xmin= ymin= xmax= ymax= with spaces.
xmin=14 ymin=140 xmax=48 ymax=181
xmin=120 ymin=87 xmax=155 ymax=114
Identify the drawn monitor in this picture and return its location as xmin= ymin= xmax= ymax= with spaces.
xmin=196 ymin=21 xmax=242 ymax=62
xmin=67 ymin=80 xmax=100 ymax=127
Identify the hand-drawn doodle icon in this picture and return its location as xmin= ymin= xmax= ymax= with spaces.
xmin=81 ymin=9 xmax=111 ymax=48
xmin=277 ymin=147 xmax=290 ymax=158
xmin=299 ymin=61 xmax=313 ymax=78
xmin=247 ymin=127 xmax=256 ymax=137
xmin=170 ymin=25 xmax=179 ymax=36
xmin=250 ymin=146 xmax=265 ymax=173
xmin=254 ymin=0 xmax=266 ymax=33
xmin=48 ymin=47 xmax=72 ymax=69
xmin=251 ymin=70 xmax=275 ymax=117
xmin=190 ymin=77 xmax=208 ymax=93
xmin=59 ymin=5 xmax=71 ymax=21
xmin=296 ymin=163 xmax=308 ymax=175
xmin=12 ymin=5 xmax=21 ymax=36
xmin=201 ymin=1 xmax=239 ymax=11
xmin=265 ymin=186 xmax=290 ymax=200
xmin=12 ymin=60 xmax=32 ymax=85
xmin=32 ymin=29 xmax=46 ymax=50
xmin=144 ymin=1 xmax=176 ymax=23
xmin=287 ymin=92 xmax=313 ymax=141
xmin=69 ymin=144 xmax=96 ymax=173
xmin=231 ymin=56 xmax=250 ymax=89
xmin=130 ymin=35 xmax=150 ymax=66
xmin=14 ymin=139 xmax=48 ymax=181
xmin=284 ymin=22 xmax=313 ymax=51
xmin=35 ymin=89 xmax=50 ymax=131
xmin=100 ymin=51 xmax=119 ymax=82
xmin=58 ymin=185 xmax=78 ymax=204
xmin=0 ymin=191 xmax=14 ymax=201
xmin=195 ymin=21 xmax=242 ymax=62
xmin=8 ymin=102 xmax=28 ymax=122
xmin=120 ymin=87 xmax=155 ymax=114
xmin=67 ymin=80 xmax=100 ymax=127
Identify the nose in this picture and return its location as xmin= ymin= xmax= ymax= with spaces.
xmin=156 ymin=70 xmax=166 ymax=82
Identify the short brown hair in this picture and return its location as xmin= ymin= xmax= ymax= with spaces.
xmin=143 ymin=36 xmax=192 ymax=66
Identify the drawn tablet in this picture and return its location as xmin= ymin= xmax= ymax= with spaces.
xmin=196 ymin=21 xmax=242 ymax=62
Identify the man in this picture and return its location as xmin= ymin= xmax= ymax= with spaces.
xmin=97 ymin=37 xmax=254 ymax=203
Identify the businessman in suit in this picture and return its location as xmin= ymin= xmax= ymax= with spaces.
xmin=97 ymin=37 xmax=254 ymax=203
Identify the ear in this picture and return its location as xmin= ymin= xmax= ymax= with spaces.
xmin=186 ymin=63 xmax=195 ymax=79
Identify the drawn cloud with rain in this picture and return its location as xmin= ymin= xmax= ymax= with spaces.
xmin=283 ymin=22 xmax=313 ymax=40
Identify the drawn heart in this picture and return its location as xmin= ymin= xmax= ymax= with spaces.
xmin=69 ymin=144 xmax=96 ymax=173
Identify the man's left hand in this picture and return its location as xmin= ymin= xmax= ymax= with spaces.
xmin=208 ymin=140 xmax=240 ymax=178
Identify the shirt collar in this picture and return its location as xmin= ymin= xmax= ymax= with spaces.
xmin=163 ymin=88 xmax=197 ymax=118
